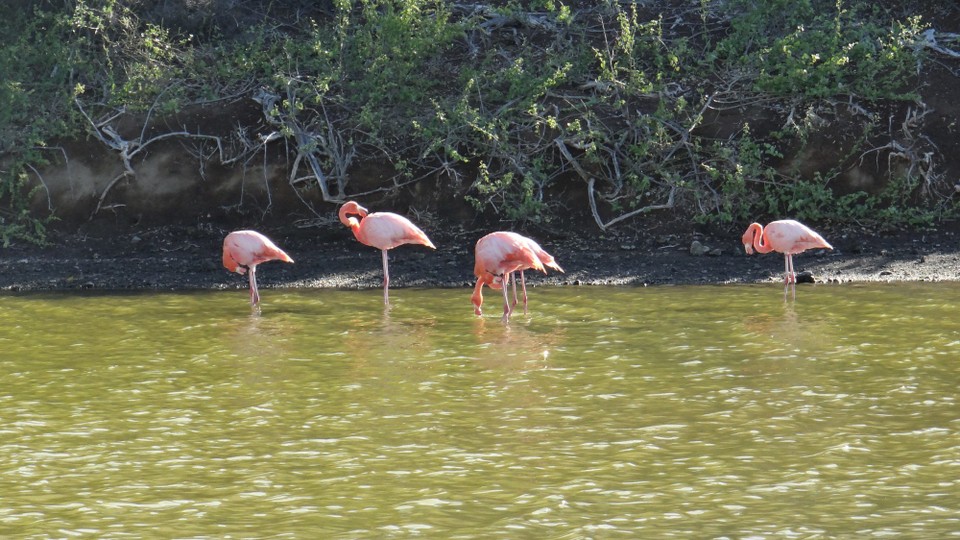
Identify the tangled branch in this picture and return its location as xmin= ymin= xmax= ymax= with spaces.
xmin=253 ymin=87 xmax=354 ymax=204
xmin=858 ymin=102 xmax=941 ymax=197
xmin=555 ymin=137 xmax=676 ymax=231
xmin=76 ymin=99 xmax=233 ymax=217
xmin=918 ymin=29 xmax=960 ymax=59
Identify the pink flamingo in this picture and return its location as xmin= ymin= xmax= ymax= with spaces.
xmin=471 ymin=231 xmax=563 ymax=321
xmin=742 ymin=219 xmax=832 ymax=286
xmin=339 ymin=200 xmax=436 ymax=304
xmin=222 ymin=230 xmax=294 ymax=306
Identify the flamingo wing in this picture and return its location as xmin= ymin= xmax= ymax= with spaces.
xmin=474 ymin=232 xmax=542 ymax=279
xmin=521 ymin=237 xmax=563 ymax=273
xmin=765 ymin=220 xmax=833 ymax=254
xmin=357 ymin=212 xmax=436 ymax=251
xmin=223 ymin=230 xmax=293 ymax=270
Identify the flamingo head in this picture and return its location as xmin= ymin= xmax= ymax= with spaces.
xmin=338 ymin=200 xmax=369 ymax=227
xmin=471 ymin=290 xmax=483 ymax=316
xmin=222 ymin=247 xmax=247 ymax=275
xmin=741 ymin=223 xmax=761 ymax=255
xmin=471 ymin=278 xmax=487 ymax=316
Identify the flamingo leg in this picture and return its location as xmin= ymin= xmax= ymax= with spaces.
xmin=781 ymin=254 xmax=797 ymax=301
xmin=510 ymin=272 xmax=519 ymax=309
xmin=788 ymin=254 xmax=797 ymax=300
xmin=248 ymin=265 xmax=260 ymax=306
xmin=381 ymin=249 xmax=390 ymax=305
xmin=783 ymin=278 xmax=794 ymax=301
xmin=519 ymin=270 xmax=528 ymax=314
xmin=788 ymin=254 xmax=796 ymax=284
xmin=500 ymin=273 xmax=512 ymax=322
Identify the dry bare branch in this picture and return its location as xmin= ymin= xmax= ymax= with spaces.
xmin=919 ymin=29 xmax=960 ymax=59
xmin=76 ymin=96 xmax=240 ymax=217
xmin=253 ymin=87 xmax=353 ymax=204
xmin=857 ymin=103 xmax=942 ymax=197
xmin=25 ymin=163 xmax=53 ymax=212
xmin=555 ymin=137 xmax=676 ymax=231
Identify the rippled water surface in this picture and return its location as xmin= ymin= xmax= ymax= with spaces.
xmin=1 ymin=283 xmax=958 ymax=538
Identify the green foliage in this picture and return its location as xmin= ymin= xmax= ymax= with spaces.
xmin=0 ymin=166 xmax=49 ymax=246
xmin=466 ymin=160 xmax=551 ymax=223
xmin=700 ymin=139 xmax=946 ymax=230
xmin=697 ymin=129 xmax=781 ymax=225
xmin=715 ymin=0 xmax=927 ymax=99
xmin=336 ymin=0 xmax=460 ymax=127
xmin=0 ymin=5 xmax=80 ymax=244
xmin=61 ymin=1 xmax=187 ymax=110
xmin=594 ymin=6 xmax=685 ymax=95
xmin=0 ymin=0 xmax=945 ymax=238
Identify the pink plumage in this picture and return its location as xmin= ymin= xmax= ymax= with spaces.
xmin=472 ymin=231 xmax=563 ymax=321
xmin=222 ymin=230 xmax=294 ymax=306
xmin=742 ymin=219 xmax=832 ymax=286
xmin=339 ymin=200 xmax=436 ymax=304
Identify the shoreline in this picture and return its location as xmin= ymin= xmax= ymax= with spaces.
xmin=1 ymin=224 xmax=958 ymax=293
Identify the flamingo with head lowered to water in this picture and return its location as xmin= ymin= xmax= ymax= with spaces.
xmin=222 ymin=230 xmax=294 ymax=306
xmin=471 ymin=231 xmax=563 ymax=322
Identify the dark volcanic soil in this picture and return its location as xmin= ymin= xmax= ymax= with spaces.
xmin=1 ymin=220 xmax=958 ymax=295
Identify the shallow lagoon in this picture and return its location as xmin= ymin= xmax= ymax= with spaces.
xmin=1 ymin=283 xmax=958 ymax=537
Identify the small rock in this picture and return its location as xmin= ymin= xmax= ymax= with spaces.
xmin=708 ymin=248 xmax=722 ymax=257
xmin=689 ymin=240 xmax=710 ymax=256
xmin=656 ymin=234 xmax=677 ymax=245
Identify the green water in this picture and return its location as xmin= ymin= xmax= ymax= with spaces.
xmin=0 ymin=284 xmax=958 ymax=538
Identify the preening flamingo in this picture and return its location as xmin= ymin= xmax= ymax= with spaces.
xmin=742 ymin=219 xmax=832 ymax=286
xmin=222 ymin=230 xmax=294 ymax=306
xmin=339 ymin=200 xmax=436 ymax=304
xmin=472 ymin=231 xmax=563 ymax=321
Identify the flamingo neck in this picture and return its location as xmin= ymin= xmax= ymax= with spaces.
xmin=338 ymin=206 xmax=363 ymax=228
xmin=751 ymin=223 xmax=775 ymax=254
xmin=346 ymin=217 xmax=361 ymax=234
xmin=339 ymin=209 xmax=363 ymax=238
xmin=471 ymin=278 xmax=485 ymax=315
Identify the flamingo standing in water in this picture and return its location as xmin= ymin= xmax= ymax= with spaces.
xmin=222 ymin=230 xmax=294 ymax=306
xmin=472 ymin=231 xmax=563 ymax=322
xmin=742 ymin=219 xmax=832 ymax=288
xmin=339 ymin=200 xmax=436 ymax=304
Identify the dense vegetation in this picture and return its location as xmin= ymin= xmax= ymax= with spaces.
xmin=0 ymin=0 xmax=956 ymax=244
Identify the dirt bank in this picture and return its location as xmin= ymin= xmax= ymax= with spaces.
xmin=1 ymin=220 xmax=958 ymax=294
